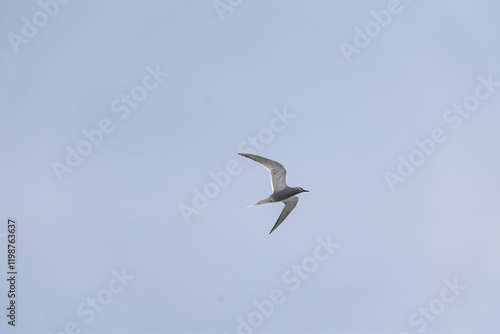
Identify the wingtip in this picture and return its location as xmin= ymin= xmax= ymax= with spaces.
xmin=238 ymin=152 xmax=253 ymax=157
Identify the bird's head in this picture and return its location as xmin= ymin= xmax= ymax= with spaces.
xmin=298 ymin=187 xmax=309 ymax=193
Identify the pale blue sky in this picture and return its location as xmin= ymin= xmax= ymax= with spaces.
xmin=1 ymin=1 xmax=500 ymax=333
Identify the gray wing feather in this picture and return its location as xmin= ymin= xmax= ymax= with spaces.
xmin=238 ymin=153 xmax=287 ymax=192
xmin=269 ymin=196 xmax=298 ymax=234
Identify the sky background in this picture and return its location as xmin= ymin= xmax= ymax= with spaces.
xmin=1 ymin=1 xmax=500 ymax=333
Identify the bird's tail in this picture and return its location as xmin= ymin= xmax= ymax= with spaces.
xmin=247 ymin=198 xmax=270 ymax=208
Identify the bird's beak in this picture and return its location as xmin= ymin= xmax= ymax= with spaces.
xmin=303 ymin=189 xmax=310 ymax=192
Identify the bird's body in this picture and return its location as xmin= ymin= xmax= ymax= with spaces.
xmin=238 ymin=153 xmax=309 ymax=234
xmin=253 ymin=187 xmax=303 ymax=204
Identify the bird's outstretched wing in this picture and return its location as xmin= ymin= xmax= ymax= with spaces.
xmin=269 ymin=196 xmax=298 ymax=234
xmin=238 ymin=153 xmax=287 ymax=192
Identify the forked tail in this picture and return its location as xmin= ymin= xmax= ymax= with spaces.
xmin=247 ymin=198 xmax=270 ymax=208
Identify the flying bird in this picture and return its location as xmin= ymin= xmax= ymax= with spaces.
xmin=238 ymin=153 xmax=309 ymax=234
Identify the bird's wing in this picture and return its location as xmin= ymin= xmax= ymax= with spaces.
xmin=269 ymin=196 xmax=298 ymax=234
xmin=238 ymin=153 xmax=287 ymax=192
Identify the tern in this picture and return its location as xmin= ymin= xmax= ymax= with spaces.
xmin=238 ymin=153 xmax=309 ymax=234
